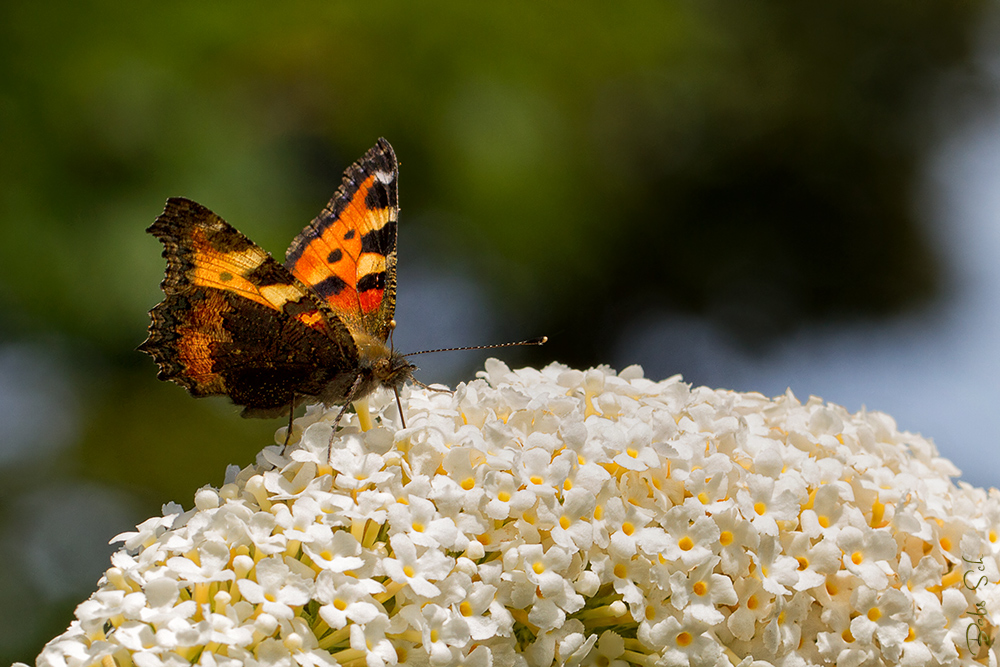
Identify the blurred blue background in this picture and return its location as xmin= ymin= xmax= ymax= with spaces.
xmin=3 ymin=2 xmax=1000 ymax=661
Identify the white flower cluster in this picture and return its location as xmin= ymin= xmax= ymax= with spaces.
xmin=32 ymin=361 xmax=1000 ymax=667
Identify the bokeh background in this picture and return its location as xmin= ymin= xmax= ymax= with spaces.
xmin=4 ymin=2 xmax=1000 ymax=661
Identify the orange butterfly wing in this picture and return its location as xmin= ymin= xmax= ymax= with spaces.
xmin=284 ymin=138 xmax=399 ymax=342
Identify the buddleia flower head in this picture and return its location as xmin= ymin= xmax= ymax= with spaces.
xmin=31 ymin=360 xmax=1000 ymax=667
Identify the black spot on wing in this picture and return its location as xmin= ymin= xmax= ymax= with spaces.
xmin=360 ymin=220 xmax=397 ymax=255
xmin=364 ymin=179 xmax=397 ymax=210
xmin=207 ymin=224 xmax=255 ymax=253
xmin=356 ymin=272 xmax=386 ymax=293
xmin=344 ymin=229 xmax=356 ymax=240
xmin=326 ymin=249 xmax=343 ymax=264
xmin=313 ymin=275 xmax=348 ymax=297
xmin=246 ymin=261 xmax=294 ymax=287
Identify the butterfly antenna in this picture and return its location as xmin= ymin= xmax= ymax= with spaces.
xmin=404 ymin=336 xmax=547 ymax=357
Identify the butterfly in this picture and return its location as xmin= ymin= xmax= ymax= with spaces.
xmin=139 ymin=138 xmax=416 ymax=433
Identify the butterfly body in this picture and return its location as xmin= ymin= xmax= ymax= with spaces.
xmin=140 ymin=139 xmax=415 ymax=421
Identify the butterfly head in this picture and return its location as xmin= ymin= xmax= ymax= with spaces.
xmin=374 ymin=352 xmax=417 ymax=391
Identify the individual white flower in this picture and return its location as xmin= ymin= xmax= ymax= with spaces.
xmin=301 ymin=527 xmax=365 ymax=573
xmin=680 ymin=456 xmax=736 ymax=515
xmin=783 ymin=531 xmax=840 ymax=592
xmin=315 ymin=570 xmax=384 ymax=629
xmin=482 ymin=470 xmax=534 ymax=521
xmin=735 ymin=473 xmax=803 ymax=538
xmin=611 ymin=422 xmax=661 ymax=472
xmin=542 ymin=487 xmax=596 ymax=552
xmin=848 ymin=585 xmax=912 ymax=663
xmin=381 ymin=532 xmax=453 ymax=599
xmin=244 ymin=507 xmax=288 ymax=556
xmin=387 ymin=495 xmax=459 ymax=550
xmin=330 ymin=449 xmax=394 ymax=491
xmin=649 ymin=613 xmax=722 ymax=667
xmin=641 ymin=506 xmax=719 ymax=572
xmin=347 ymin=615 xmax=396 ymax=667
xmin=726 ymin=574 xmax=773 ymax=642
xmin=452 ymin=580 xmax=505 ymax=641
xmin=165 ymin=539 xmax=235 ymax=584
xmin=711 ymin=507 xmax=759 ymax=578
xmin=668 ymin=556 xmax=738 ymax=625
xmin=750 ymin=534 xmax=800 ymax=596
xmin=235 ymin=556 xmax=313 ymax=621
xmin=836 ymin=524 xmax=897 ymax=590
xmin=400 ymin=602 xmax=472 ymax=664
xmin=518 ymin=544 xmax=582 ymax=612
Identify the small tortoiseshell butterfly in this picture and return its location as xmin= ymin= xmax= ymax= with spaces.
xmin=139 ymin=138 xmax=416 ymax=429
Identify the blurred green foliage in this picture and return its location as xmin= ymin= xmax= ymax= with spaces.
xmin=0 ymin=1 xmax=990 ymax=662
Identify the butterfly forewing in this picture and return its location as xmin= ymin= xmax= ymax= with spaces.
xmin=283 ymin=138 xmax=399 ymax=342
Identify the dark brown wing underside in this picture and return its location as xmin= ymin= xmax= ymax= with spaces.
xmin=140 ymin=288 xmax=360 ymax=417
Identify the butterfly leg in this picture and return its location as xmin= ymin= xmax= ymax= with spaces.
xmin=283 ymin=395 xmax=296 ymax=449
xmin=412 ymin=378 xmax=452 ymax=394
xmin=327 ymin=373 xmax=366 ymax=462
xmin=393 ymin=387 xmax=406 ymax=429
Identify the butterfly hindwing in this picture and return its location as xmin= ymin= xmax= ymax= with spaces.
xmin=139 ymin=197 xmax=360 ymax=417
xmin=284 ymin=138 xmax=399 ymax=341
